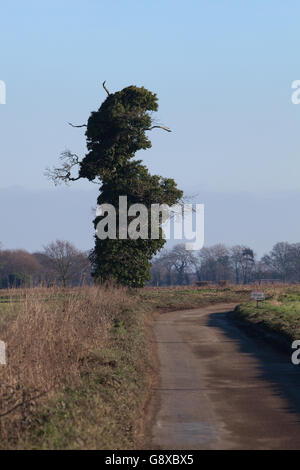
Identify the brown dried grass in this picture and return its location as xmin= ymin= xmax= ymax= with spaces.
xmin=0 ymin=285 xmax=131 ymax=445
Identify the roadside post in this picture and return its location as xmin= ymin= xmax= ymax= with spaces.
xmin=0 ymin=340 xmax=5 ymax=365
xmin=251 ymin=291 xmax=265 ymax=308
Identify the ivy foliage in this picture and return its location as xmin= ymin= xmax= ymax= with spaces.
xmin=53 ymin=84 xmax=183 ymax=287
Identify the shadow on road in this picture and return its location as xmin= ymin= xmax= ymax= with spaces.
xmin=209 ymin=310 xmax=300 ymax=421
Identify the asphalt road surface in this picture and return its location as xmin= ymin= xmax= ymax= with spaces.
xmin=149 ymin=303 xmax=300 ymax=450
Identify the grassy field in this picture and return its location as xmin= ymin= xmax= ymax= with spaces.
xmin=234 ymin=287 xmax=300 ymax=344
xmin=139 ymin=284 xmax=252 ymax=311
xmin=1 ymin=283 xmax=299 ymax=449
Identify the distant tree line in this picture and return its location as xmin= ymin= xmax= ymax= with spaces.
xmin=0 ymin=240 xmax=91 ymax=288
xmin=149 ymin=242 xmax=300 ymax=286
xmin=2 ymin=240 xmax=300 ymax=288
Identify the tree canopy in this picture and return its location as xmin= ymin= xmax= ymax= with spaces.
xmin=47 ymin=83 xmax=183 ymax=287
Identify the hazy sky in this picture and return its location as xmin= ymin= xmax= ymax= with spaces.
xmin=1 ymin=1 xmax=300 ymax=254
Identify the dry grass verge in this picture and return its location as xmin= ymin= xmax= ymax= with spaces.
xmin=0 ymin=285 xmax=150 ymax=449
xmin=234 ymin=288 xmax=300 ymax=347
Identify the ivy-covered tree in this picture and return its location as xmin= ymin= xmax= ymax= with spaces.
xmin=47 ymin=82 xmax=183 ymax=287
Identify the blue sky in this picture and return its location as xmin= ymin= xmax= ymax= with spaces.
xmin=1 ymin=1 xmax=300 ymax=254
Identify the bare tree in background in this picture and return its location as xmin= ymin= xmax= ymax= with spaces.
xmin=261 ymin=242 xmax=293 ymax=283
xmin=0 ymin=249 xmax=41 ymax=287
xmin=196 ymin=244 xmax=232 ymax=283
xmin=164 ymin=244 xmax=197 ymax=285
xmin=43 ymin=240 xmax=90 ymax=287
xmin=150 ymin=257 xmax=168 ymax=287
xmin=230 ymin=245 xmax=256 ymax=284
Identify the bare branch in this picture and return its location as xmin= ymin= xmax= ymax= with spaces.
xmin=68 ymin=122 xmax=87 ymax=128
xmin=102 ymin=80 xmax=110 ymax=96
xmin=45 ymin=150 xmax=82 ymax=186
xmin=147 ymin=125 xmax=172 ymax=132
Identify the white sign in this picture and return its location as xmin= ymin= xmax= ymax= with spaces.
xmin=0 ymin=81 xmax=6 ymax=104
xmin=251 ymin=291 xmax=265 ymax=301
xmin=0 ymin=340 xmax=6 ymax=365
